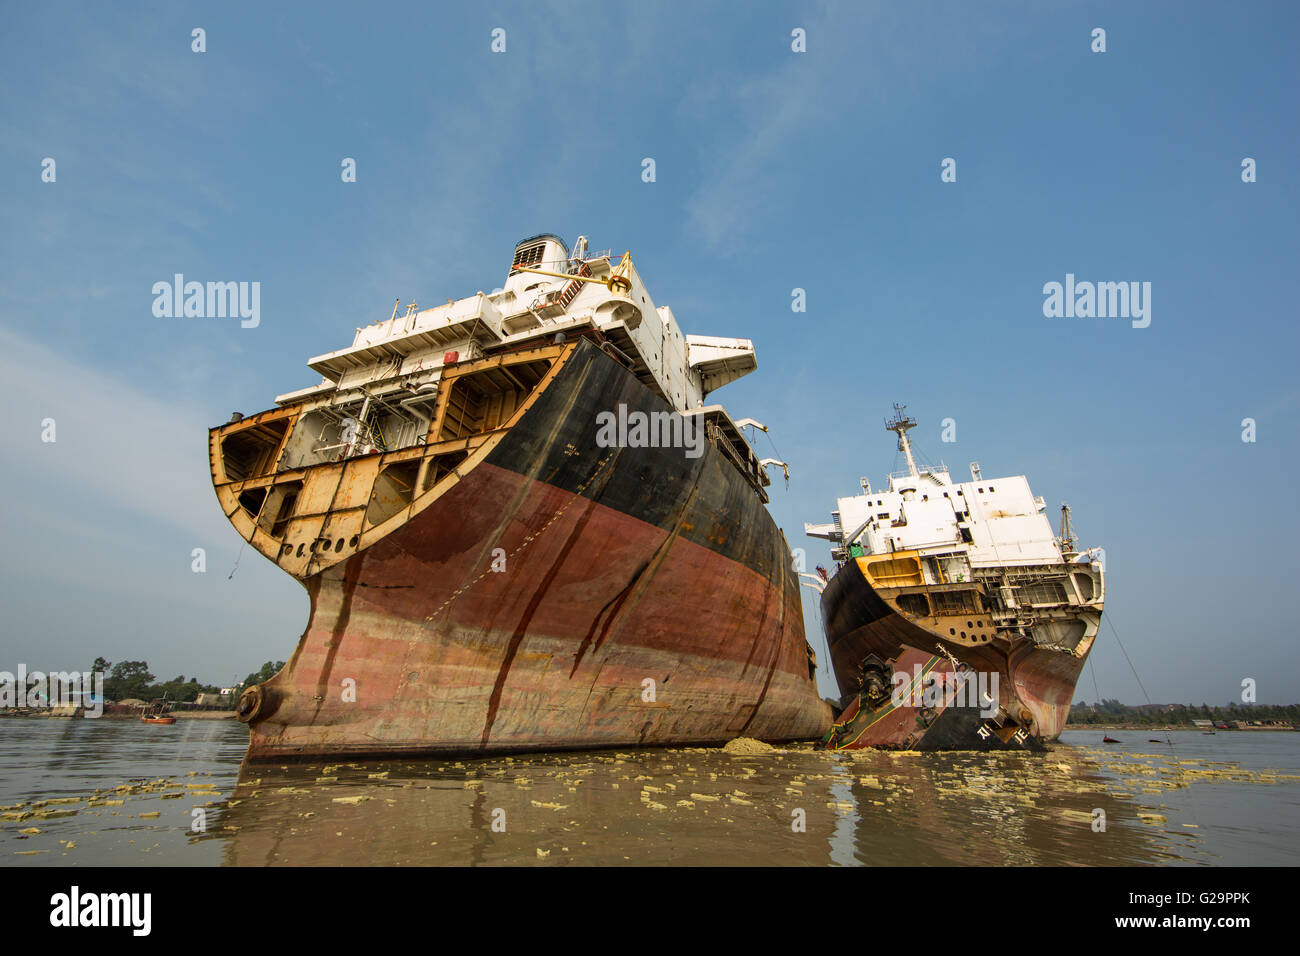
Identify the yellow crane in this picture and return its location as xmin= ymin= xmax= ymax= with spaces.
xmin=510 ymin=251 xmax=634 ymax=296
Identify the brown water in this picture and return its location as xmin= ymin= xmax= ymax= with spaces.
xmin=1 ymin=719 xmax=1296 ymax=865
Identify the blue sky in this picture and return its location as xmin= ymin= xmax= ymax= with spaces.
xmin=1 ymin=1 xmax=1296 ymax=705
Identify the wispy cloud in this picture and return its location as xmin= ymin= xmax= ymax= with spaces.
xmin=0 ymin=325 xmax=234 ymax=544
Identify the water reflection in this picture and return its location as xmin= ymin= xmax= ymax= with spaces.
xmin=4 ymin=721 xmax=1294 ymax=866
xmin=205 ymin=744 xmax=1178 ymax=866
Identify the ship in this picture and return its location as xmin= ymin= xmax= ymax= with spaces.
xmin=210 ymin=234 xmax=832 ymax=760
xmin=804 ymin=405 xmax=1105 ymax=751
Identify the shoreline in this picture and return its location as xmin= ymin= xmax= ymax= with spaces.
xmin=1064 ymin=724 xmax=1294 ymax=732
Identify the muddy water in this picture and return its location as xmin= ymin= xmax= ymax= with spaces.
xmin=1 ymin=720 xmax=1296 ymax=865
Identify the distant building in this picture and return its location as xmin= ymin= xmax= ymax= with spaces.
xmin=1191 ymin=719 xmax=1213 ymax=728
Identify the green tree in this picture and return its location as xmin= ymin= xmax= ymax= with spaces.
xmin=239 ymin=661 xmax=286 ymax=689
xmin=106 ymin=661 xmax=154 ymax=701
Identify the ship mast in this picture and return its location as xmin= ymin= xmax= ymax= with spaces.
xmin=1059 ymin=503 xmax=1077 ymax=554
xmin=885 ymin=403 xmax=919 ymax=478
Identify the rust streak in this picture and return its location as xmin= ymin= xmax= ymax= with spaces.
xmin=583 ymin=473 xmax=704 ymax=662
xmin=737 ymin=537 xmax=790 ymax=735
xmin=569 ymin=562 xmax=647 ymax=678
xmin=312 ymin=557 xmax=363 ymax=716
xmin=480 ymin=495 xmax=600 ymax=748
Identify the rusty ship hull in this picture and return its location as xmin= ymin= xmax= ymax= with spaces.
xmin=819 ymin=558 xmax=1091 ymax=751
xmin=216 ymin=338 xmax=831 ymax=760
xmin=807 ymin=405 xmax=1105 ymax=752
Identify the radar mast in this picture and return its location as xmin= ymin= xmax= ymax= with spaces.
xmin=885 ymin=403 xmax=919 ymax=478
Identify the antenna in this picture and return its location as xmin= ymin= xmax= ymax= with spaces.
xmin=884 ymin=403 xmax=919 ymax=477
xmin=571 ymin=235 xmax=589 ymax=265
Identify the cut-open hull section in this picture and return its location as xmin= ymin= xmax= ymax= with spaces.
xmin=213 ymin=339 xmax=832 ymax=759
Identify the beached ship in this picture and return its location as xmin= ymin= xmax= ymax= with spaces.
xmin=211 ymin=234 xmax=831 ymax=760
xmin=805 ymin=405 xmax=1104 ymax=750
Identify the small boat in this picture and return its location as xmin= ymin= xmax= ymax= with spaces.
xmin=1148 ymin=738 xmax=1163 ymax=743
xmin=140 ymin=697 xmax=176 ymax=725
xmin=1102 ymin=736 xmax=1120 ymax=743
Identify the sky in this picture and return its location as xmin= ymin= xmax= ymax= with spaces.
xmin=1 ymin=1 xmax=1297 ymax=705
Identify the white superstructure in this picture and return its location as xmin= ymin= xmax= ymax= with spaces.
xmin=262 ymin=234 xmax=773 ymax=495
xmin=277 ymin=234 xmax=756 ymax=415
xmin=807 ymin=405 xmax=1065 ymax=568
xmin=806 ymin=404 xmax=1104 ymax=651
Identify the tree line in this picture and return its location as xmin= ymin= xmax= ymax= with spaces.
xmin=91 ymin=658 xmax=286 ymax=703
xmin=1068 ymin=698 xmax=1299 ymax=725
